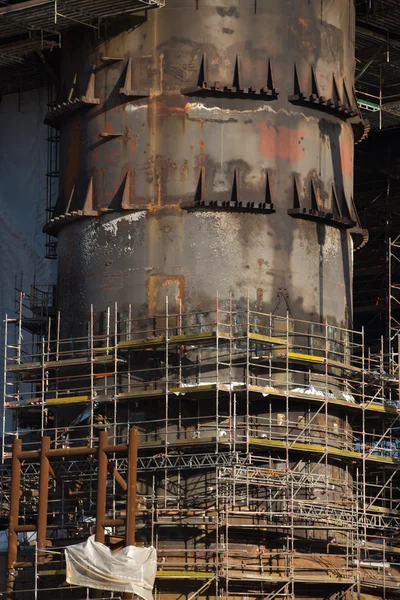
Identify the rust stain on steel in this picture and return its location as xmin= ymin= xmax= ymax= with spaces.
xmin=150 ymin=100 xmax=191 ymax=116
xmin=340 ymin=139 xmax=353 ymax=177
xmin=257 ymin=288 xmax=264 ymax=311
xmin=257 ymin=121 xmax=306 ymax=162
xmin=148 ymin=275 xmax=186 ymax=316
xmin=180 ymin=159 xmax=189 ymax=180
xmin=148 ymin=203 xmax=184 ymax=213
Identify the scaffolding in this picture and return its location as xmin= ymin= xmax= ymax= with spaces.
xmin=2 ymin=294 xmax=400 ymax=598
xmin=389 ymin=235 xmax=400 ymax=371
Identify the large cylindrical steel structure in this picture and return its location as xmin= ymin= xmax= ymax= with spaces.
xmin=48 ymin=0 xmax=361 ymax=337
xmin=38 ymin=2 xmax=371 ymax=598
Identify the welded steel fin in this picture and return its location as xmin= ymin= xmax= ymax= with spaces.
xmin=352 ymin=86 xmax=361 ymax=117
xmin=340 ymin=190 xmax=352 ymax=221
xmin=194 ymin=167 xmax=205 ymax=203
xmin=120 ymin=58 xmax=133 ymax=95
xmin=267 ymin=59 xmax=275 ymax=93
xmin=265 ymin=171 xmax=273 ymax=206
xmin=311 ymin=66 xmax=320 ymax=100
xmin=231 ymin=168 xmax=240 ymax=204
xmin=343 ymin=80 xmax=355 ymax=114
xmin=68 ymin=72 xmax=78 ymax=102
xmin=121 ymin=171 xmax=135 ymax=210
xmin=83 ymin=178 xmax=94 ymax=213
xmin=311 ymin=180 xmax=320 ymax=211
xmin=293 ymin=64 xmax=303 ymax=98
xmin=288 ymin=64 xmax=306 ymax=102
xmin=233 ymin=55 xmax=241 ymax=91
xmin=197 ymin=54 xmax=207 ymax=87
xmin=331 ymin=184 xmax=342 ymax=218
xmin=82 ymin=66 xmax=99 ymax=103
xmin=293 ymin=175 xmax=302 ymax=209
xmin=343 ymin=80 xmax=352 ymax=108
xmin=119 ymin=58 xmax=149 ymax=98
xmin=65 ymin=185 xmax=75 ymax=213
xmin=332 ymin=74 xmax=342 ymax=106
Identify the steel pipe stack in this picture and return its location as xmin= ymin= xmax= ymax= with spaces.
xmin=37 ymin=2 xmax=373 ymax=599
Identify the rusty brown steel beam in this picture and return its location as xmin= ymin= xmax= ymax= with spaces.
xmin=123 ymin=428 xmax=138 ymax=600
xmin=14 ymin=525 xmax=37 ymax=533
xmin=37 ymin=436 xmax=51 ymax=563
xmin=107 ymin=461 xmax=127 ymax=492
xmin=126 ymin=428 xmax=138 ymax=546
xmin=48 ymin=463 xmax=82 ymax=498
xmin=6 ymin=438 xmax=22 ymax=600
xmin=95 ymin=430 xmax=108 ymax=544
xmin=18 ymin=443 xmax=128 ymax=461
xmin=18 ymin=446 xmax=95 ymax=460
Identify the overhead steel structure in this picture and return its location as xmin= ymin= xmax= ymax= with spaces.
xmin=0 ymin=0 xmax=165 ymax=92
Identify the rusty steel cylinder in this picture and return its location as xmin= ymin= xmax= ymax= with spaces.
xmin=51 ymin=0 xmax=362 ymax=335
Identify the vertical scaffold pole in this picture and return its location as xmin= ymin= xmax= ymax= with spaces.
xmin=95 ymin=430 xmax=108 ymax=544
xmin=2 ymin=316 xmax=8 ymax=463
xmin=165 ymin=295 xmax=169 ymax=455
xmin=6 ymin=437 xmax=22 ymax=599
xmin=126 ymin=427 xmax=138 ymax=546
xmin=124 ymin=428 xmax=138 ymax=600
xmin=90 ymin=305 xmax=94 ymax=446
xmin=38 ymin=436 xmax=51 ymax=562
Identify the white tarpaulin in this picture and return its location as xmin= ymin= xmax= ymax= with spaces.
xmin=65 ymin=535 xmax=157 ymax=599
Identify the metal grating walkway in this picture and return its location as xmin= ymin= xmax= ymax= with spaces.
xmin=0 ymin=0 xmax=165 ymax=92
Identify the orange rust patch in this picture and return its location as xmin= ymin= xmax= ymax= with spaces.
xmin=340 ymin=139 xmax=353 ymax=177
xmin=257 ymin=122 xmax=305 ymax=162
xmin=148 ymin=203 xmax=184 ymax=213
xmin=180 ymin=160 xmax=189 ymax=179
xmin=298 ymin=17 xmax=311 ymax=29
xmin=102 ymin=122 xmax=114 ymax=135
xmin=151 ymin=100 xmax=191 ymax=115
xmin=148 ymin=275 xmax=186 ymax=316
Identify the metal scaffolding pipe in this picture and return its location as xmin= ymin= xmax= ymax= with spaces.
xmin=14 ymin=524 xmax=37 ymax=533
xmin=126 ymin=427 xmax=138 ymax=547
xmin=95 ymin=430 xmax=108 ymax=544
xmin=37 ymin=436 xmax=51 ymax=562
xmin=123 ymin=428 xmax=138 ymax=600
xmin=6 ymin=437 xmax=22 ymax=599
xmin=18 ymin=443 xmax=128 ymax=461
xmin=107 ymin=460 xmax=127 ymax=492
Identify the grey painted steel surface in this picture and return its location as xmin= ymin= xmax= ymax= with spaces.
xmin=50 ymin=0 xmax=360 ymax=336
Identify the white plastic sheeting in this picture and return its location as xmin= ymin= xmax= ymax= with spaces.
xmin=65 ymin=535 xmax=157 ymax=599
